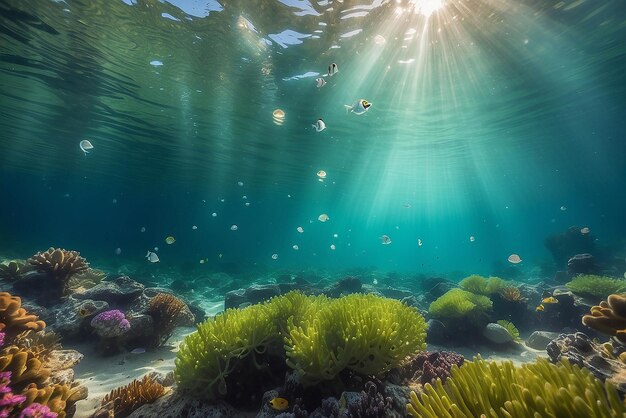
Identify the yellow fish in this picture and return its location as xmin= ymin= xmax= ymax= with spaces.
xmin=536 ymin=304 xmax=544 ymax=312
xmin=268 ymin=397 xmax=289 ymax=411
xmin=165 ymin=236 xmax=176 ymax=245
xmin=542 ymin=297 xmax=558 ymax=304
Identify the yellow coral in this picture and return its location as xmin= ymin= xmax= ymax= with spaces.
xmin=459 ymin=274 xmax=508 ymax=296
xmin=428 ymin=289 xmax=492 ymax=319
xmin=407 ymin=356 xmax=624 ymax=418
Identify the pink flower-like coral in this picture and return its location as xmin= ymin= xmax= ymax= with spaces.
xmin=18 ymin=403 xmax=57 ymax=418
xmin=90 ymin=309 xmax=130 ymax=338
xmin=0 ymin=371 xmax=27 ymax=418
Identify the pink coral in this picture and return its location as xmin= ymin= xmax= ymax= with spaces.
xmin=19 ymin=403 xmax=58 ymax=418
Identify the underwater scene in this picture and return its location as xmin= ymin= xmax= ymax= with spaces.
xmin=1 ymin=0 xmax=626 ymax=416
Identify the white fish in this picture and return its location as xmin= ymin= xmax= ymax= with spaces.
xmin=330 ymin=244 xmax=336 ymax=250
xmin=154 ymin=246 xmax=159 ymax=251
xmin=373 ymin=279 xmax=378 ymax=285
xmin=380 ymin=235 xmax=392 ymax=245
xmin=312 ymin=118 xmax=326 ymax=132
xmin=469 ymin=235 xmax=475 ymax=242
xmin=146 ymin=251 xmax=160 ymax=263
xmin=580 ymin=227 xmax=590 ymax=234
xmin=297 ymin=226 xmax=304 ymax=233
xmin=327 ymin=63 xmax=338 ymax=76
xmin=140 ymin=226 xmax=146 ymax=233
xmin=114 ymin=248 xmax=122 ymax=255
xmin=318 ymin=214 xmax=330 ymax=222
xmin=130 ymin=348 xmax=146 ymax=354
xmin=212 ymin=212 xmax=217 ymax=217
xmin=344 ymin=99 xmax=372 ymax=115
xmin=271 ymin=253 xmax=278 ymax=260
xmin=192 ymin=225 xmax=198 ymax=230
xmin=245 ymin=202 xmax=250 ymax=206
xmin=237 ymin=181 xmax=244 ymax=186
xmin=316 ymin=78 xmax=327 ymax=88
xmin=230 ymin=224 xmax=238 ymax=231
xmin=418 ymin=238 xmax=423 ymax=247
xmin=333 ymin=233 xmax=338 ymax=238
xmin=560 ymin=205 xmax=567 ymax=211
xmin=317 ymin=170 xmax=327 ymax=179
xmin=79 ymin=139 xmax=93 ymax=155
xmin=292 ymin=245 xmax=299 ymax=250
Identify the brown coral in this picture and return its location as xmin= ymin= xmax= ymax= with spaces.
xmin=28 ymin=248 xmax=89 ymax=296
xmin=0 ymin=292 xmax=46 ymax=339
xmin=0 ymin=260 xmax=31 ymax=281
xmin=499 ymin=286 xmax=527 ymax=302
xmin=582 ymin=294 xmax=626 ymax=344
xmin=100 ymin=374 xmax=167 ymax=418
xmin=146 ymin=293 xmax=191 ymax=346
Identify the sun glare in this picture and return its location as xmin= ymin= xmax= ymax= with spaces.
xmin=409 ymin=0 xmax=444 ymax=17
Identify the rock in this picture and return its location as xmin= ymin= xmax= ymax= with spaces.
xmin=224 ymin=284 xmax=281 ymax=310
xmin=51 ymin=297 xmax=109 ymax=338
xmin=401 ymin=295 xmax=419 ymax=307
xmin=75 ymin=276 xmax=144 ymax=306
xmin=169 ymin=279 xmax=192 ymax=292
xmin=384 ymin=383 xmax=412 ymax=417
xmin=122 ymin=314 xmax=155 ymax=345
xmin=256 ymin=389 xmax=280 ymax=418
xmin=325 ymin=276 xmax=362 ymax=298
xmin=554 ymin=270 xmax=569 ymax=283
xmin=379 ymin=287 xmax=413 ymax=300
xmin=526 ymin=331 xmax=560 ymax=350
xmin=483 ymin=323 xmax=514 ymax=344
xmin=545 ymin=226 xmax=596 ymax=266
xmin=547 ymin=332 xmax=626 ymax=394
xmin=126 ymin=392 xmax=239 ymax=418
xmin=420 ymin=277 xmax=457 ymax=300
xmin=12 ymin=271 xmax=61 ymax=305
xmin=567 ymin=253 xmax=598 ymax=276
xmin=48 ymin=349 xmax=83 ymax=385
xmin=426 ymin=319 xmax=447 ymax=344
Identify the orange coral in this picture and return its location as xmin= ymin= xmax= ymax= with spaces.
xmin=146 ymin=293 xmax=190 ymax=346
xmin=582 ymin=294 xmax=626 ymax=344
xmin=100 ymin=374 xmax=167 ymax=418
xmin=499 ymin=286 xmax=527 ymax=303
xmin=0 ymin=292 xmax=46 ymax=339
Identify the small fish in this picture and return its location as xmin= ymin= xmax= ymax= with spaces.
xmin=199 ymin=259 xmax=205 ymax=264
xmin=130 ymin=348 xmax=146 ymax=354
xmin=212 ymin=212 xmax=217 ymax=217
xmin=146 ymin=251 xmax=160 ymax=263
xmin=245 ymin=202 xmax=250 ymax=206
xmin=560 ymin=205 xmax=567 ymax=211
xmin=237 ymin=181 xmax=244 ymax=186
xmin=333 ymin=233 xmax=338 ymax=238
xmin=154 ymin=246 xmax=159 ymax=252
xmin=268 ymin=397 xmax=289 ymax=412
xmin=114 ymin=248 xmax=122 ymax=255
xmin=79 ymin=139 xmax=94 ymax=155
xmin=292 ymin=245 xmax=299 ymax=250
xmin=380 ymin=235 xmax=392 ymax=245
xmin=140 ymin=226 xmax=146 ymax=233
xmin=327 ymin=63 xmax=338 ymax=76
xmin=581 ymin=227 xmax=590 ymax=234
xmin=542 ymin=297 xmax=558 ymax=304
xmin=312 ymin=118 xmax=326 ymax=132
xmin=536 ymin=304 xmax=545 ymax=312
xmin=318 ymin=213 xmax=330 ymax=222
xmin=316 ymin=78 xmax=326 ymax=88
xmin=165 ymin=236 xmax=176 ymax=245
xmin=418 ymin=238 xmax=423 ymax=247
xmin=297 ymin=226 xmax=304 ymax=233
xmin=508 ymin=254 xmax=522 ymax=264
xmin=230 ymin=224 xmax=238 ymax=231
xmin=192 ymin=225 xmax=198 ymax=230
xmin=403 ymin=203 xmax=412 ymax=208
xmin=469 ymin=236 xmax=475 ymax=242
xmin=330 ymin=244 xmax=336 ymax=250
xmin=317 ymin=170 xmax=327 ymax=179
xmin=373 ymin=279 xmax=378 ymax=285
xmin=218 ymin=253 xmax=223 ymax=259
xmin=344 ymin=99 xmax=372 ymax=115
xmin=271 ymin=253 xmax=278 ymax=260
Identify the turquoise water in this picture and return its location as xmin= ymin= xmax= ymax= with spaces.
xmin=1 ymin=0 xmax=625 ymax=277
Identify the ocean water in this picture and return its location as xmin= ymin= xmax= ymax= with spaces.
xmin=1 ymin=0 xmax=625 ymax=279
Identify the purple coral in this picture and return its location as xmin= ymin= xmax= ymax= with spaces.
xmin=19 ymin=403 xmax=58 ymax=418
xmin=0 ymin=372 xmax=27 ymax=418
xmin=90 ymin=309 xmax=130 ymax=338
xmin=0 ymin=332 xmax=5 ymax=348
xmin=347 ymin=381 xmax=392 ymax=418
xmin=399 ymin=351 xmax=464 ymax=385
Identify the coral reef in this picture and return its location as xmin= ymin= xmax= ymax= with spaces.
xmin=428 ymin=289 xmax=492 ymax=319
xmin=345 ymin=381 xmax=391 ymax=418
xmin=566 ymin=275 xmax=626 ymax=300
xmin=547 ymin=332 xmax=626 ymax=394
xmin=67 ymin=269 xmax=106 ymax=292
xmin=0 ymin=292 xmax=86 ymax=418
xmin=458 ymin=275 xmax=507 ymax=296
xmin=583 ymin=294 xmax=626 ymax=343
xmin=393 ymin=351 xmax=464 ymax=386
xmin=27 ymin=248 xmax=89 ymax=297
xmin=499 ymin=286 xmax=526 ymax=302
xmin=175 ymin=292 xmax=427 ymax=400
xmin=0 ymin=292 xmax=46 ymax=340
xmin=145 ymin=293 xmax=192 ymax=346
xmin=99 ymin=374 xmax=167 ymax=418
xmin=0 ymin=260 xmax=31 ymax=281
xmin=407 ymin=356 xmax=625 ymax=417
xmin=90 ymin=310 xmax=130 ymax=338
